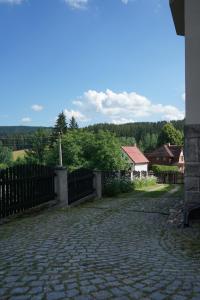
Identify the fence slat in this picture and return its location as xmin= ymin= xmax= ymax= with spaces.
xmin=68 ymin=168 xmax=94 ymax=204
xmin=0 ymin=164 xmax=55 ymax=219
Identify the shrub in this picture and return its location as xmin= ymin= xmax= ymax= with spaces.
xmin=151 ymin=164 xmax=179 ymax=173
xmin=132 ymin=176 xmax=157 ymax=190
xmin=120 ymin=178 xmax=133 ymax=193
xmin=103 ymin=178 xmax=121 ymax=197
xmin=0 ymin=163 xmax=8 ymax=170
xmin=103 ymin=177 xmax=133 ymax=197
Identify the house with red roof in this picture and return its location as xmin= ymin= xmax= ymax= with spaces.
xmin=146 ymin=143 xmax=184 ymax=173
xmin=122 ymin=146 xmax=149 ymax=178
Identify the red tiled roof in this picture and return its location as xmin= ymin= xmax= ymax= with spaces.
xmin=122 ymin=146 xmax=149 ymax=164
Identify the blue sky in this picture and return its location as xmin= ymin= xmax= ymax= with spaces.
xmin=0 ymin=0 xmax=185 ymax=127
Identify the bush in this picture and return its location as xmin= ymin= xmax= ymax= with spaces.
xmin=103 ymin=179 xmax=121 ymax=197
xmin=151 ymin=164 xmax=179 ymax=173
xmin=103 ymin=178 xmax=133 ymax=197
xmin=120 ymin=178 xmax=133 ymax=193
xmin=0 ymin=163 xmax=8 ymax=170
xmin=132 ymin=176 xmax=157 ymax=190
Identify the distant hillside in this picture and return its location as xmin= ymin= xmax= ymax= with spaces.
xmin=0 ymin=121 xmax=184 ymax=152
xmin=86 ymin=120 xmax=184 ymax=139
xmin=0 ymin=126 xmax=51 ymax=135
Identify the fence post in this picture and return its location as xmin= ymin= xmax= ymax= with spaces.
xmin=54 ymin=166 xmax=68 ymax=206
xmin=93 ymin=171 xmax=102 ymax=199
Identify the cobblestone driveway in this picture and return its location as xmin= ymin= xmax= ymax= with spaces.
xmin=0 ymin=187 xmax=200 ymax=300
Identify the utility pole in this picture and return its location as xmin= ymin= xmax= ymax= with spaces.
xmin=58 ymin=132 xmax=63 ymax=167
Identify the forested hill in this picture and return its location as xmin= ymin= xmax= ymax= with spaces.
xmin=86 ymin=120 xmax=184 ymax=139
xmin=85 ymin=120 xmax=184 ymax=151
xmin=0 ymin=121 xmax=184 ymax=152
xmin=0 ymin=126 xmax=51 ymax=135
xmin=0 ymin=121 xmax=184 ymax=137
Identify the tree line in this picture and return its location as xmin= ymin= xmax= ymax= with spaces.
xmin=0 ymin=113 xmax=184 ymax=171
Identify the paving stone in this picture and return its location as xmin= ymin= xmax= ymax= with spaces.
xmin=29 ymin=286 xmax=43 ymax=294
xmin=150 ymin=291 xmax=167 ymax=300
xmin=66 ymin=288 xmax=79 ymax=297
xmin=11 ymin=287 xmax=29 ymax=294
xmin=46 ymin=291 xmax=66 ymax=300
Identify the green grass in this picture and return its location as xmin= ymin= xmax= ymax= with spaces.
xmin=12 ymin=150 xmax=26 ymax=161
xmin=133 ymin=184 xmax=175 ymax=198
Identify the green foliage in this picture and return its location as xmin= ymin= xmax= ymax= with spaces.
xmin=132 ymin=176 xmax=157 ymax=189
xmin=50 ymin=111 xmax=68 ymax=146
xmin=0 ymin=142 xmax=12 ymax=166
xmin=103 ymin=178 xmax=133 ymax=197
xmin=119 ymin=178 xmax=134 ymax=193
xmin=103 ymin=179 xmax=121 ymax=197
xmin=0 ymin=120 xmax=184 ymax=152
xmin=12 ymin=157 xmax=27 ymax=166
xmin=69 ymin=116 xmax=78 ymax=130
xmin=151 ymin=164 xmax=179 ymax=173
xmin=46 ymin=130 xmax=85 ymax=171
xmin=158 ymin=123 xmax=183 ymax=146
xmin=54 ymin=111 xmax=68 ymax=135
xmin=0 ymin=163 xmax=8 ymax=169
xmin=25 ymin=129 xmax=50 ymax=164
xmin=46 ymin=130 xmax=128 ymax=171
xmin=139 ymin=132 xmax=158 ymax=152
xmin=85 ymin=130 xmax=128 ymax=171
xmin=119 ymin=136 xmax=136 ymax=146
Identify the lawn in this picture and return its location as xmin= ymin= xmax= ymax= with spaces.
xmin=133 ymin=184 xmax=182 ymax=198
xmin=12 ymin=150 xmax=26 ymax=161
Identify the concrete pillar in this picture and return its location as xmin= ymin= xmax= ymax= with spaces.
xmin=130 ymin=171 xmax=134 ymax=182
xmin=54 ymin=167 xmax=68 ymax=207
xmin=184 ymin=0 xmax=200 ymax=224
xmin=93 ymin=171 xmax=102 ymax=199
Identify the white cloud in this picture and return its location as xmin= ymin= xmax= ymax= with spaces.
xmin=64 ymin=0 xmax=88 ymax=9
xmin=182 ymin=92 xmax=185 ymax=102
xmin=121 ymin=0 xmax=129 ymax=4
xmin=73 ymin=89 xmax=185 ymax=124
xmin=0 ymin=0 xmax=24 ymax=4
xmin=112 ymin=118 xmax=135 ymax=125
xmin=64 ymin=109 xmax=88 ymax=121
xmin=72 ymin=100 xmax=83 ymax=107
xmin=21 ymin=117 xmax=31 ymax=123
xmin=31 ymin=104 xmax=44 ymax=112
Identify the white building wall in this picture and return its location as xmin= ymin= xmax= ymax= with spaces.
xmin=185 ymin=0 xmax=200 ymax=124
xmin=134 ymin=164 xmax=148 ymax=172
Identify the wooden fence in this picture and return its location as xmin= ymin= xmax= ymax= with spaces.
xmin=0 ymin=165 xmax=55 ymax=219
xmin=68 ymin=168 xmax=94 ymax=204
xmin=156 ymin=172 xmax=184 ymax=184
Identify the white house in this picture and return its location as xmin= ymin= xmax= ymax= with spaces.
xmin=122 ymin=146 xmax=149 ymax=180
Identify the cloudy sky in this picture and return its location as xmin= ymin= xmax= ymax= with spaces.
xmin=0 ymin=0 xmax=185 ymax=126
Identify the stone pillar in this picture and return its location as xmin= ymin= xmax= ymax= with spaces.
xmin=93 ymin=171 xmax=102 ymax=199
xmin=54 ymin=167 xmax=68 ymax=207
xmin=184 ymin=0 xmax=200 ymax=224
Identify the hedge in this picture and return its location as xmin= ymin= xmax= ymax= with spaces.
xmin=151 ymin=164 xmax=179 ymax=173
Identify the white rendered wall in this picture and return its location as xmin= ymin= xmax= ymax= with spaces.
xmin=134 ymin=164 xmax=148 ymax=172
xmin=185 ymin=0 xmax=200 ymax=124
